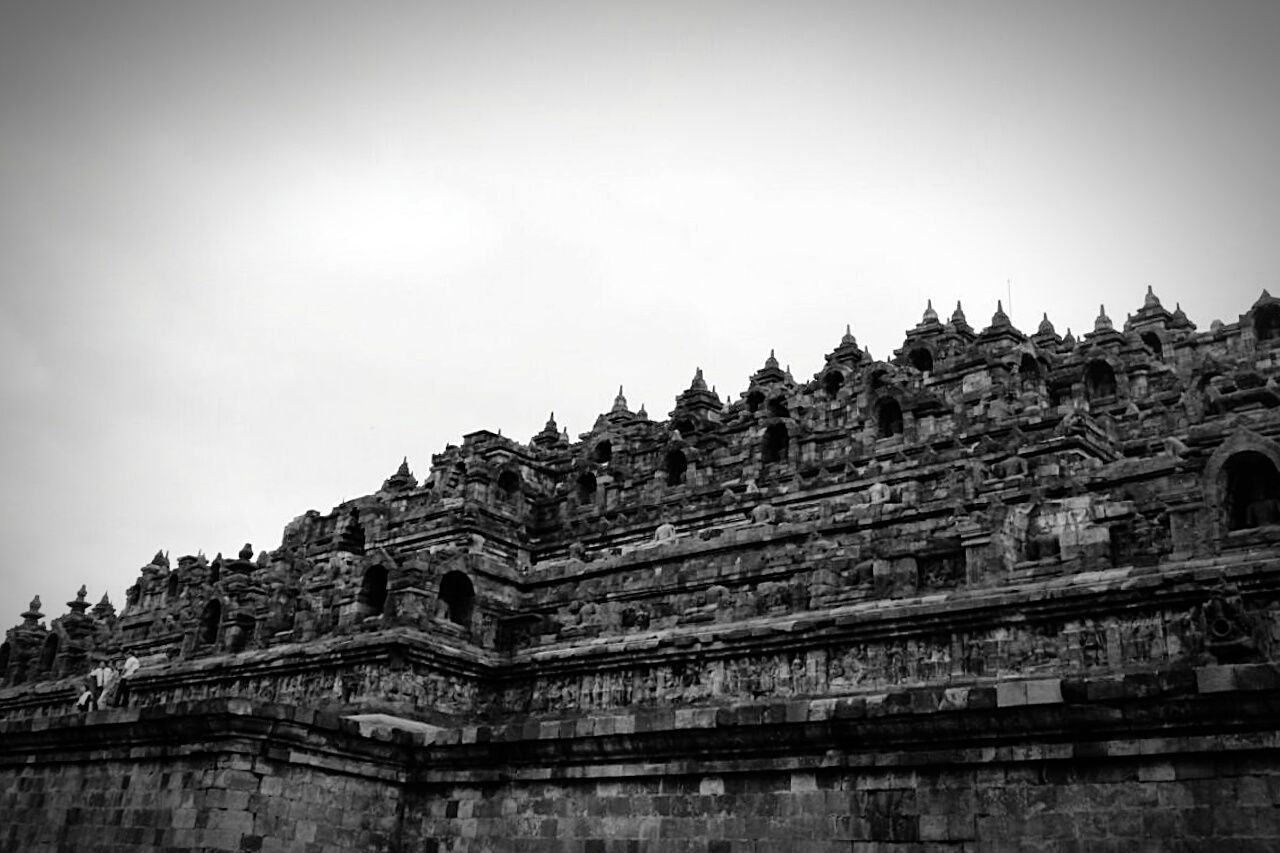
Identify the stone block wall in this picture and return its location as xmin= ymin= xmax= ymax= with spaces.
xmin=408 ymin=756 xmax=1280 ymax=853
xmin=0 ymin=700 xmax=405 ymax=853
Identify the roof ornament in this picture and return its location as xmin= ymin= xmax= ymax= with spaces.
xmin=1038 ymin=312 xmax=1055 ymax=335
xmin=611 ymin=385 xmax=629 ymax=413
xmin=690 ymin=368 xmax=708 ymax=391
xmin=1144 ymin=285 xmax=1161 ymax=308
xmin=922 ymin=299 xmax=938 ymax=323
xmin=991 ymin=299 xmax=1010 ymax=326
xmin=1094 ymin=304 xmax=1113 ymax=333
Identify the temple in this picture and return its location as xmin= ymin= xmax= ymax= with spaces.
xmin=5 ymin=289 xmax=1280 ymax=851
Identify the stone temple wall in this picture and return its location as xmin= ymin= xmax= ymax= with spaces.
xmin=5 ymin=289 xmax=1280 ymax=850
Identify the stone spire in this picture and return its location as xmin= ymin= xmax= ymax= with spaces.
xmin=92 ymin=593 xmax=116 ymax=621
xmin=827 ymin=325 xmax=864 ymax=367
xmin=922 ymin=299 xmax=939 ymax=324
xmin=21 ymin=596 xmax=43 ymax=626
xmin=1038 ymin=312 xmax=1055 ymax=336
xmin=382 ymin=456 xmax=418 ymax=490
xmin=947 ymin=300 xmax=973 ymax=336
xmin=991 ymin=300 xmax=1010 ymax=327
xmin=1094 ymin=304 xmax=1113 ymax=333
xmin=1144 ymin=285 xmax=1160 ymax=308
xmin=66 ymin=585 xmax=90 ymax=616
xmin=672 ymin=368 xmax=723 ymax=425
xmin=750 ymin=349 xmax=788 ymax=386
xmin=611 ymin=386 xmax=629 ymax=414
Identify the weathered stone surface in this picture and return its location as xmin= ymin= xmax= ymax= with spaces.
xmin=5 ymin=290 xmax=1280 ymax=849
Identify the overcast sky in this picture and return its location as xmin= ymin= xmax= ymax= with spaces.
xmin=1 ymin=0 xmax=1276 ymax=630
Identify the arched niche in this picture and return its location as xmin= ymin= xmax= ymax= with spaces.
xmin=438 ymin=571 xmax=475 ymax=627
xmin=199 ymin=599 xmax=222 ymax=646
xmin=166 ymin=573 xmax=180 ymax=601
xmin=876 ymin=398 xmax=904 ymax=438
xmin=1204 ymin=432 xmax=1280 ymax=539
xmin=39 ymin=633 xmax=58 ymax=672
xmin=908 ymin=347 xmax=934 ymax=373
xmin=671 ymin=416 xmax=695 ymax=436
xmin=497 ymin=469 xmax=522 ymax=501
xmin=665 ymin=449 xmax=688 ymax=486
xmin=577 ymin=471 xmax=597 ymax=504
xmin=746 ymin=390 xmax=764 ymax=413
xmin=359 ymin=565 xmax=389 ymax=616
xmin=592 ymin=440 xmax=613 ymax=464
xmin=1255 ymin=303 xmax=1280 ymax=343
xmin=1084 ymin=360 xmax=1118 ymax=401
xmin=762 ymin=422 xmax=789 ymax=464
xmin=1140 ymin=331 xmax=1164 ymax=360
xmin=822 ymin=370 xmax=845 ymax=397
xmin=1224 ymin=451 xmax=1280 ymax=530
xmin=1019 ymin=353 xmax=1041 ymax=386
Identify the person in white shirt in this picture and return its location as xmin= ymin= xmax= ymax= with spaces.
xmin=113 ymin=654 xmax=140 ymax=707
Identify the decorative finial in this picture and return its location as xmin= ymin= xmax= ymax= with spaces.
xmin=611 ymin=386 xmax=629 ymax=413
xmin=991 ymin=300 xmax=1009 ymax=326
xmin=1063 ymin=327 xmax=1076 ymax=346
xmin=764 ymin=349 xmax=779 ymax=369
xmin=150 ymin=550 xmax=169 ymax=569
xmin=396 ymin=456 xmax=411 ymax=476
xmin=841 ymin=323 xmax=857 ymax=344
xmin=1038 ymin=312 xmax=1055 ymax=335
xmin=76 ymin=585 xmax=87 ymax=602
xmin=1144 ymin=285 xmax=1160 ymax=308
xmin=690 ymin=368 xmax=707 ymax=391
xmin=1094 ymin=304 xmax=1113 ymax=332
xmin=951 ymin=301 xmax=966 ymax=323
xmin=923 ymin=299 xmax=938 ymax=323
xmin=239 ymin=542 xmax=254 ymax=561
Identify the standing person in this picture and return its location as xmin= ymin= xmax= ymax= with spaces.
xmin=114 ymin=653 xmax=140 ymax=707
xmin=89 ymin=660 xmax=111 ymax=707
xmin=76 ymin=677 xmax=97 ymax=713
xmin=98 ymin=661 xmax=119 ymax=709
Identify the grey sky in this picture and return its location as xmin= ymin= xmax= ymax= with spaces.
xmin=1 ymin=0 xmax=1276 ymax=625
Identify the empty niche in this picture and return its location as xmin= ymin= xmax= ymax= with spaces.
xmin=1019 ymin=354 xmax=1041 ymax=387
xmin=1085 ymin=360 xmax=1118 ymax=400
xmin=1256 ymin=304 xmax=1280 ymax=342
xmin=577 ymin=472 xmax=597 ymax=503
xmin=359 ymin=565 xmax=388 ymax=616
xmin=823 ymin=370 xmax=844 ymax=396
xmin=1141 ymin=332 xmax=1164 ymax=360
xmin=1223 ymin=451 xmax=1280 ymax=530
xmin=439 ymin=571 xmax=474 ymax=626
xmin=39 ymin=633 xmax=58 ymax=672
xmin=592 ymin=440 xmax=613 ymax=464
xmin=746 ymin=390 xmax=764 ymax=413
xmin=199 ymin=599 xmax=222 ymax=645
xmin=166 ymin=573 xmax=179 ymax=601
xmin=762 ymin=422 xmax=789 ymax=464
xmin=908 ymin=348 xmax=934 ymax=373
xmin=876 ymin=398 xmax=904 ymax=438
xmin=496 ymin=470 xmax=522 ymax=504
xmin=665 ymin=450 xmax=688 ymax=486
